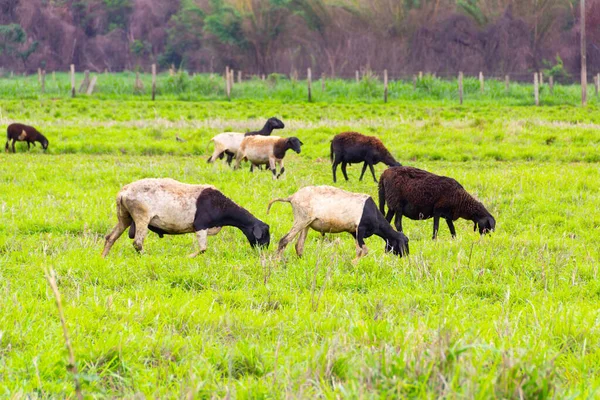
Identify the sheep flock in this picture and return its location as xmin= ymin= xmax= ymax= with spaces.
xmin=6 ymin=118 xmax=495 ymax=260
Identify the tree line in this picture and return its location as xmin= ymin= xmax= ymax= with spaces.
xmin=0 ymin=0 xmax=597 ymax=80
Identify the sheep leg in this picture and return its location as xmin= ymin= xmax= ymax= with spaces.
xmin=132 ymin=217 xmax=151 ymax=253
xmin=432 ymin=216 xmax=440 ymax=240
xmin=368 ymin=163 xmax=378 ymax=183
xmin=277 ymin=220 xmax=313 ymax=257
xmin=234 ymin=152 xmax=243 ymax=170
xmin=294 ymin=227 xmax=310 ymax=257
xmin=353 ymin=229 xmax=369 ymax=262
xmin=276 ymin=159 xmax=285 ymax=179
xmin=332 ymin=160 xmax=340 ymax=183
xmin=188 ymin=229 xmax=208 ymax=258
xmin=446 ymin=219 xmax=456 ymax=238
xmin=394 ymin=213 xmax=403 ymax=232
xmin=341 ymin=162 xmax=349 ymax=181
xmin=207 ymin=149 xmax=224 ymax=163
xmin=225 ymin=152 xmax=235 ymax=166
xmin=385 ymin=209 xmax=395 ymax=223
xmin=269 ymin=157 xmax=277 ymax=180
xmin=102 ymin=216 xmax=133 ymax=257
xmin=11 ymin=139 xmax=16 ymax=153
xmin=359 ymin=162 xmax=368 ymax=181
xmin=27 ymin=142 xmax=31 ymax=150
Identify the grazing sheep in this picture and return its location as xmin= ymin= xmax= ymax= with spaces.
xmin=330 ymin=131 xmax=401 ymax=183
xmin=267 ymin=186 xmax=409 ymax=260
xmin=102 ymin=178 xmax=270 ymax=257
xmin=378 ymin=166 xmax=496 ymax=239
xmin=207 ymin=117 xmax=285 ymax=166
xmin=235 ymin=136 xmax=303 ymax=179
xmin=5 ymin=123 xmax=49 ymax=153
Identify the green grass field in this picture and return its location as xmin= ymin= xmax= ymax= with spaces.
xmin=1 ymin=92 xmax=600 ymax=397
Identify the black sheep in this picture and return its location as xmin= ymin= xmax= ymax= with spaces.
xmin=5 ymin=123 xmax=49 ymax=153
xmin=330 ymin=131 xmax=400 ymax=183
xmin=378 ymin=166 xmax=496 ymax=239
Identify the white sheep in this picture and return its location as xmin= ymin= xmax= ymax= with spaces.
xmin=206 ymin=118 xmax=285 ymax=166
xmin=235 ymin=135 xmax=303 ymax=179
xmin=267 ymin=185 xmax=409 ymax=260
xmin=102 ymin=178 xmax=270 ymax=257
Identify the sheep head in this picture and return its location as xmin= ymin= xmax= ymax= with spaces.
xmin=475 ymin=215 xmax=496 ymax=235
xmin=385 ymin=231 xmax=409 ymax=257
xmin=246 ymin=222 xmax=271 ymax=248
xmin=286 ymin=137 xmax=303 ymax=154
xmin=267 ymin=117 xmax=285 ymax=130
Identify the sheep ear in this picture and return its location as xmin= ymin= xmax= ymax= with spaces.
xmin=253 ymin=225 xmax=263 ymax=239
xmin=298 ymin=139 xmax=304 ymax=145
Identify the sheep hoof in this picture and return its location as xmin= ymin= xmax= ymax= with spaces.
xmin=188 ymin=250 xmax=205 ymax=258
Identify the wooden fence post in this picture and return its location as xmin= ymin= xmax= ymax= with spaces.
xmin=41 ymin=70 xmax=46 ymax=93
xmin=237 ymin=70 xmax=242 ymax=84
xmin=225 ymin=67 xmax=231 ymax=99
xmin=70 ymin=64 xmax=75 ymax=98
xmin=413 ymin=75 xmax=417 ymax=90
xmin=549 ymin=76 xmax=554 ymax=95
xmin=307 ymin=68 xmax=312 ymax=102
xmin=262 ymin=74 xmax=265 ymax=81
xmin=458 ymin=71 xmax=463 ymax=105
xmin=419 ymin=71 xmax=423 ymax=79
xmin=37 ymin=68 xmax=42 ymax=83
xmin=86 ymin=75 xmax=97 ymax=95
xmin=479 ymin=71 xmax=484 ymax=93
xmin=383 ymin=69 xmax=388 ymax=103
xmin=539 ymin=71 xmax=544 ymax=86
xmin=151 ymin=64 xmax=156 ymax=101
xmin=534 ymin=72 xmax=539 ymax=106
xmin=355 ymin=70 xmax=359 ymax=83
xmin=79 ymin=70 xmax=90 ymax=93
xmin=505 ymin=75 xmax=510 ymax=93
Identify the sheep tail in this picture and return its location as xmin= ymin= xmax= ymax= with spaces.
xmin=378 ymin=179 xmax=386 ymax=215
xmin=267 ymin=197 xmax=291 ymax=214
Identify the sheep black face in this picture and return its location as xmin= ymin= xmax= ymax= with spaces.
xmin=246 ymin=222 xmax=271 ymax=248
xmin=287 ymin=137 xmax=303 ymax=154
xmin=267 ymin=117 xmax=285 ymax=130
xmin=41 ymin=138 xmax=49 ymax=150
xmin=475 ymin=215 xmax=496 ymax=235
xmin=385 ymin=233 xmax=409 ymax=256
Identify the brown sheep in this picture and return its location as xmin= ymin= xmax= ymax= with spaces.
xmin=5 ymin=123 xmax=49 ymax=153
xmin=330 ymin=131 xmax=400 ymax=183
xmin=235 ymin=135 xmax=303 ymax=179
xmin=378 ymin=166 xmax=496 ymax=239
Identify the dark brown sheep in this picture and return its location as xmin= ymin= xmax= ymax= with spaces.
xmin=378 ymin=166 xmax=496 ymax=239
xmin=330 ymin=131 xmax=400 ymax=183
xmin=5 ymin=123 xmax=49 ymax=153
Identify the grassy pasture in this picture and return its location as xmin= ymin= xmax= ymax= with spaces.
xmin=1 ymin=98 xmax=600 ymax=398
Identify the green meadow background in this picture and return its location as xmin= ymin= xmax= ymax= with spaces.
xmin=1 ymin=74 xmax=600 ymax=398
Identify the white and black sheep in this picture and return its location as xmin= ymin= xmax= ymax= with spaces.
xmin=267 ymin=185 xmax=409 ymax=260
xmin=5 ymin=123 xmax=49 ymax=153
xmin=235 ymin=135 xmax=303 ymax=179
xmin=378 ymin=166 xmax=496 ymax=239
xmin=207 ymin=117 xmax=285 ymax=166
xmin=330 ymin=131 xmax=401 ymax=183
xmin=102 ymin=178 xmax=270 ymax=257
